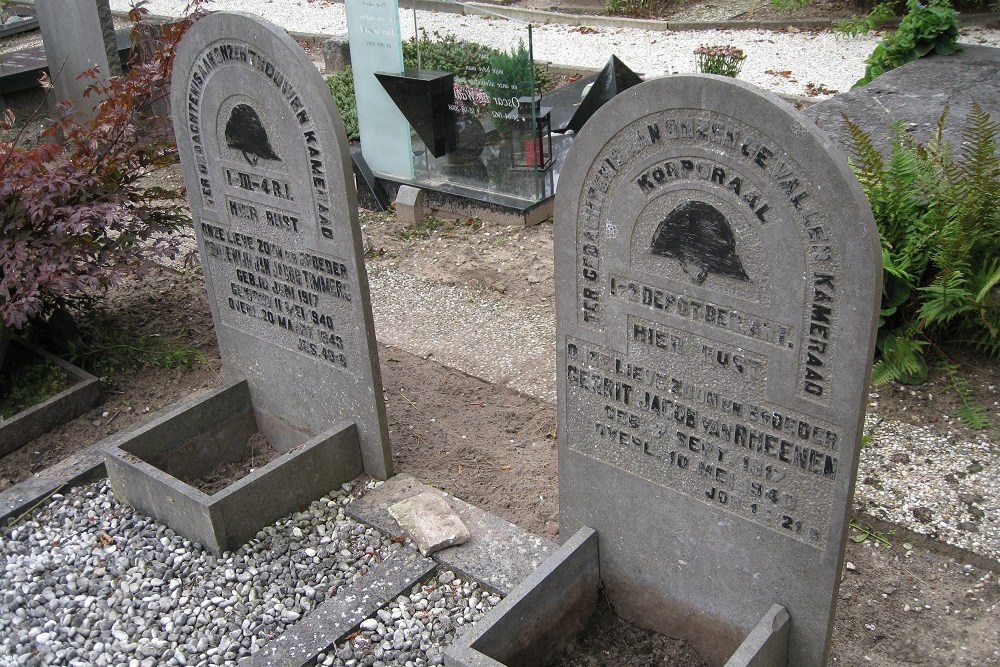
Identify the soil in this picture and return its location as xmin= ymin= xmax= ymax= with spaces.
xmin=554 ymin=592 xmax=709 ymax=666
xmin=185 ymin=432 xmax=284 ymax=495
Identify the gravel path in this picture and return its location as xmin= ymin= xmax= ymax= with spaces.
xmin=107 ymin=0 xmax=1000 ymax=99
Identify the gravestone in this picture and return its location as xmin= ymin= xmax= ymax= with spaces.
xmin=35 ymin=0 xmax=121 ymax=115
xmin=167 ymin=11 xmax=392 ymax=479
xmin=555 ymin=75 xmax=881 ymax=666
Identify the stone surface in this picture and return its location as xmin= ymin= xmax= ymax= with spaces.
xmin=169 ymin=12 xmax=392 ymax=478
xmin=805 ymin=46 xmax=1000 ymax=159
xmin=240 ymin=548 xmax=436 ymax=667
xmin=388 ymin=491 xmax=471 ymax=556
xmin=394 ymin=184 xmax=426 ymax=227
xmin=348 ymin=474 xmax=555 ymax=595
xmin=554 ymin=75 xmax=881 ymax=666
xmin=321 ymin=34 xmax=351 ymax=72
xmin=445 ymin=527 xmax=599 ymax=667
xmin=724 ymin=604 xmax=790 ymax=667
xmin=36 ymin=0 xmax=120 ymax=116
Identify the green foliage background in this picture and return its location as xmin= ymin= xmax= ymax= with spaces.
xmin=845 ymin=104 xmax=1000 ymax=388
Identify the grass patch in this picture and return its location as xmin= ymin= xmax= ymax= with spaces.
xmin=66 ymin=305 xmax=206 ymax=379
xmin=0 ymin=350 xmax=73 ymax=419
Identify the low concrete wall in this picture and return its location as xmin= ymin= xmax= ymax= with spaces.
xmin=105 ymin=380 xmax=364 ymax=554
xmin=0 ymin=336 xmax=101 ymax=457
xmin=445 ymin=527 xmax=599 ymax=667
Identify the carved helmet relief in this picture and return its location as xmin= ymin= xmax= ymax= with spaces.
xmin=225 ymin=104 xmax=281 ymax=166
xmin=650 ymin=200 xmax=750 ymax=285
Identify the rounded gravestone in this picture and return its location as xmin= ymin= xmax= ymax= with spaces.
xmin=555 ymin=75 xmax=881 ymax=667
xmin=170 ymin=12 xmax=392 ymax=479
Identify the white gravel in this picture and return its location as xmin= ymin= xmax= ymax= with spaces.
xmin=108 ymin=0 xmax=1000 ymax=99
xmin=0 ymin=479 xmax=496 ymax=667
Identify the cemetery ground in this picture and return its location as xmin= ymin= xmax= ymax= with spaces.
xmin=2 ymin=196 xmax=999 ymax=664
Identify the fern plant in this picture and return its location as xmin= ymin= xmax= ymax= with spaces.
xmin=845 ymin=103 xmax=1000 ymax=387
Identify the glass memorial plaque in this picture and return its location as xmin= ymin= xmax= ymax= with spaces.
xmin=345 ymin=0 xmax=414 ymax=178
xmin=347 ymin=0 xmax=555 ymax=203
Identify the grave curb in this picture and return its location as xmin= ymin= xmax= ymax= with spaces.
xmin=104 ymin=380 xmax=366 ymax=555
xmin=0 ymin=335 xmax=102 ymax=458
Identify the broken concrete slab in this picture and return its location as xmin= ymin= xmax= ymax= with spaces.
xmin=348 ymin=474 xmax=554 ymax=595
xmin=389 ymin=490 xmax=471 ymax=556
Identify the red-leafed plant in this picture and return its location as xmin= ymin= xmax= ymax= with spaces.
xmin=0 ymin=1 xmax=206 ymax=366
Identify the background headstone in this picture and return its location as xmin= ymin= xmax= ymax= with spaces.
xmin=322 ymin=34 xmax=352 ymax=72
xmin=36 ymin=0 xmax=121 ymax=116
xmin=555 ymin=74 xmax=881 ymax=666
xmin=170 ymin=11 xmax=393 ymax=479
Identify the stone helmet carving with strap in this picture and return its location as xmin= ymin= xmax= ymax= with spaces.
xmin=224 ymin=104 xmax=281 ymax=166
xmin=650 ymin=200 xmax=750 ymax=285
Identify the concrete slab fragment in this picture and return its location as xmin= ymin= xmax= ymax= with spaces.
xmin=348 ymin=474 xmax=554 ymax=595
xmin=389 ymin=490 xmax=471 ymax=556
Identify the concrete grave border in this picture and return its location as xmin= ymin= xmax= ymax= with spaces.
xmin=104 ymin=380 xmax=363 ymax=555
xmin=0 ymin=335 xmax=101 ymax=458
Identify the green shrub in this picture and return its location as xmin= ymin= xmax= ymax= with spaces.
xmin=402 ymin=30 xmax=494 ymax=74
xmin=854 ymin=0 xmax=959 ymax=88
xmin=694 ymin=45 xmax=746 ymax=78
xmin=844 ymin=103 xmax=1000 ymax=386
xmin=326 ymin=68 xmax=359 ymax=141
xmin=486 ymin=39 xmax=551 ymax=98
xmin=834 ymin=2 xmax=898 ymax=37
xmin=770 ymin=0 xmax=811 ymax=11
xmin=605 ymin=0 xmax=671 ymax=16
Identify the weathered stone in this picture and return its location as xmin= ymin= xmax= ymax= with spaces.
xmin=167 ymin=11 xmax=391 ymax=478
xmin=806 ymin=46 xmax=1000 ymax=159
xmin=348 ymin=474 xmax=554 ymax=595
xmin=394 ymin=185 xmax=426 ymax=228
xmin=388 ymin=491 xmax=470 ymax=556
xmin=321 ymin=34 xmax=352 ymax=72
xmin=554 ymin=74 xmax=881 ymax=666
xmin=36 ymin=0 xmax=120 ymax=116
